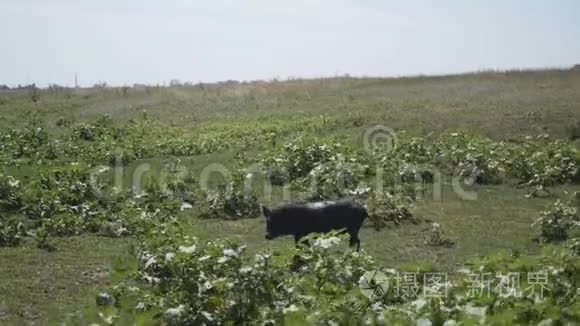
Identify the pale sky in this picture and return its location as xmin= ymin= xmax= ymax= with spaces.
xmin=1 ymin=0 xmax=579 ymax=87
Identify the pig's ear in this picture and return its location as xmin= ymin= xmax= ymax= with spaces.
xmin=261 ymin=205 xmax=271 ymax=217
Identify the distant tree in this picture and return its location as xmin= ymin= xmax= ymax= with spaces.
xmin=0 ymin=85 xmax=9 ymax=90
xmin=121 ymin=86 xmax=130 ymax=96
xmin=572 ymin=64 xmax=580 ymax=71
xmin=170 ymin=79 xmax=182 ymax=87
xmin=221 ymin=80 xmax=239 ymax=86
xmin=28 ymin=84 xmax=39 ymax=103
xmin=48 ymin=84 xmax=66 ymax=90
xmin=16 ymin=83 xmax=36 ymax=90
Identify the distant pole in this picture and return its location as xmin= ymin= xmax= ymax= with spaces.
xmin=75 ymin=73 xmax=78 ymax=88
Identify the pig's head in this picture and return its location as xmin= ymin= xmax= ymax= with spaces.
xmin=262 ymin=205 xmax=282 ymax=240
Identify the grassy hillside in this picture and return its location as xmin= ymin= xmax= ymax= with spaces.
xmin=1 ymin=69 xmax=579 ymax=137
xmin=0 ymin=69 xmax=579 ymax=324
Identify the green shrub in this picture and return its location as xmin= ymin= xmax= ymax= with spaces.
xmin=455 ymin=247 xmax=580 ymax=324
xmin=424 ymin=222 xmax=454 ymax=247
xmin=347 ymin=111 xmax=366 ymax=127
xmin=41 ymin=212 xmax=85 ymax=236
xmin=365 ymin=191 xmax=417 ymax=229
xmin=17 ymin=167 xmax=153 ymax=237
xmin=133 ymin=177 xmax=182 ymax=215
xmin=509 ymin=138 xmax=577 ymax=196
xmin=533 ymin=200 xmax=579 ymax=242
xmin=435 ymin=132 xmax=506 ymax=184
xmin=261 ymin=138 xmax=339 ymax=183
xmin=89 ymin=230 xmax=580 ymax=325
xmin=21 ymin=168 xmax=96 ymax=220
xmin=260 ymin=156 xmax=290 ymax=185
xmin=396 ymin=137 xmax=435 ymax=165
xmin=198 ymin=171 xmax=261 ymax=219
xmin=0 ymin=173 xmax=21 ymax=211
xmin=73 ymin=123 xmax=102 ymax=141
xmin=302 ymin=154 xmax=369 ymax=200
xmin=90 ymin=232 xmax=385 ymax=325
xmin=0 ymin=215 xmax=24 ymax=247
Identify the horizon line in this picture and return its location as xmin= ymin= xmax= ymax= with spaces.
xmin=2 ymin=64 xmax=579 ymax=90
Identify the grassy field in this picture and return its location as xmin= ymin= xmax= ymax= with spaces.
xmin=1 ymin=69 xmax=579 ymax=324
xmin=1 ymin=69 xmax=580 ymax=137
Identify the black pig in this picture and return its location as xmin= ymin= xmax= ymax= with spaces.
xmin=262 ymin=200 xmax=367 ymax=250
